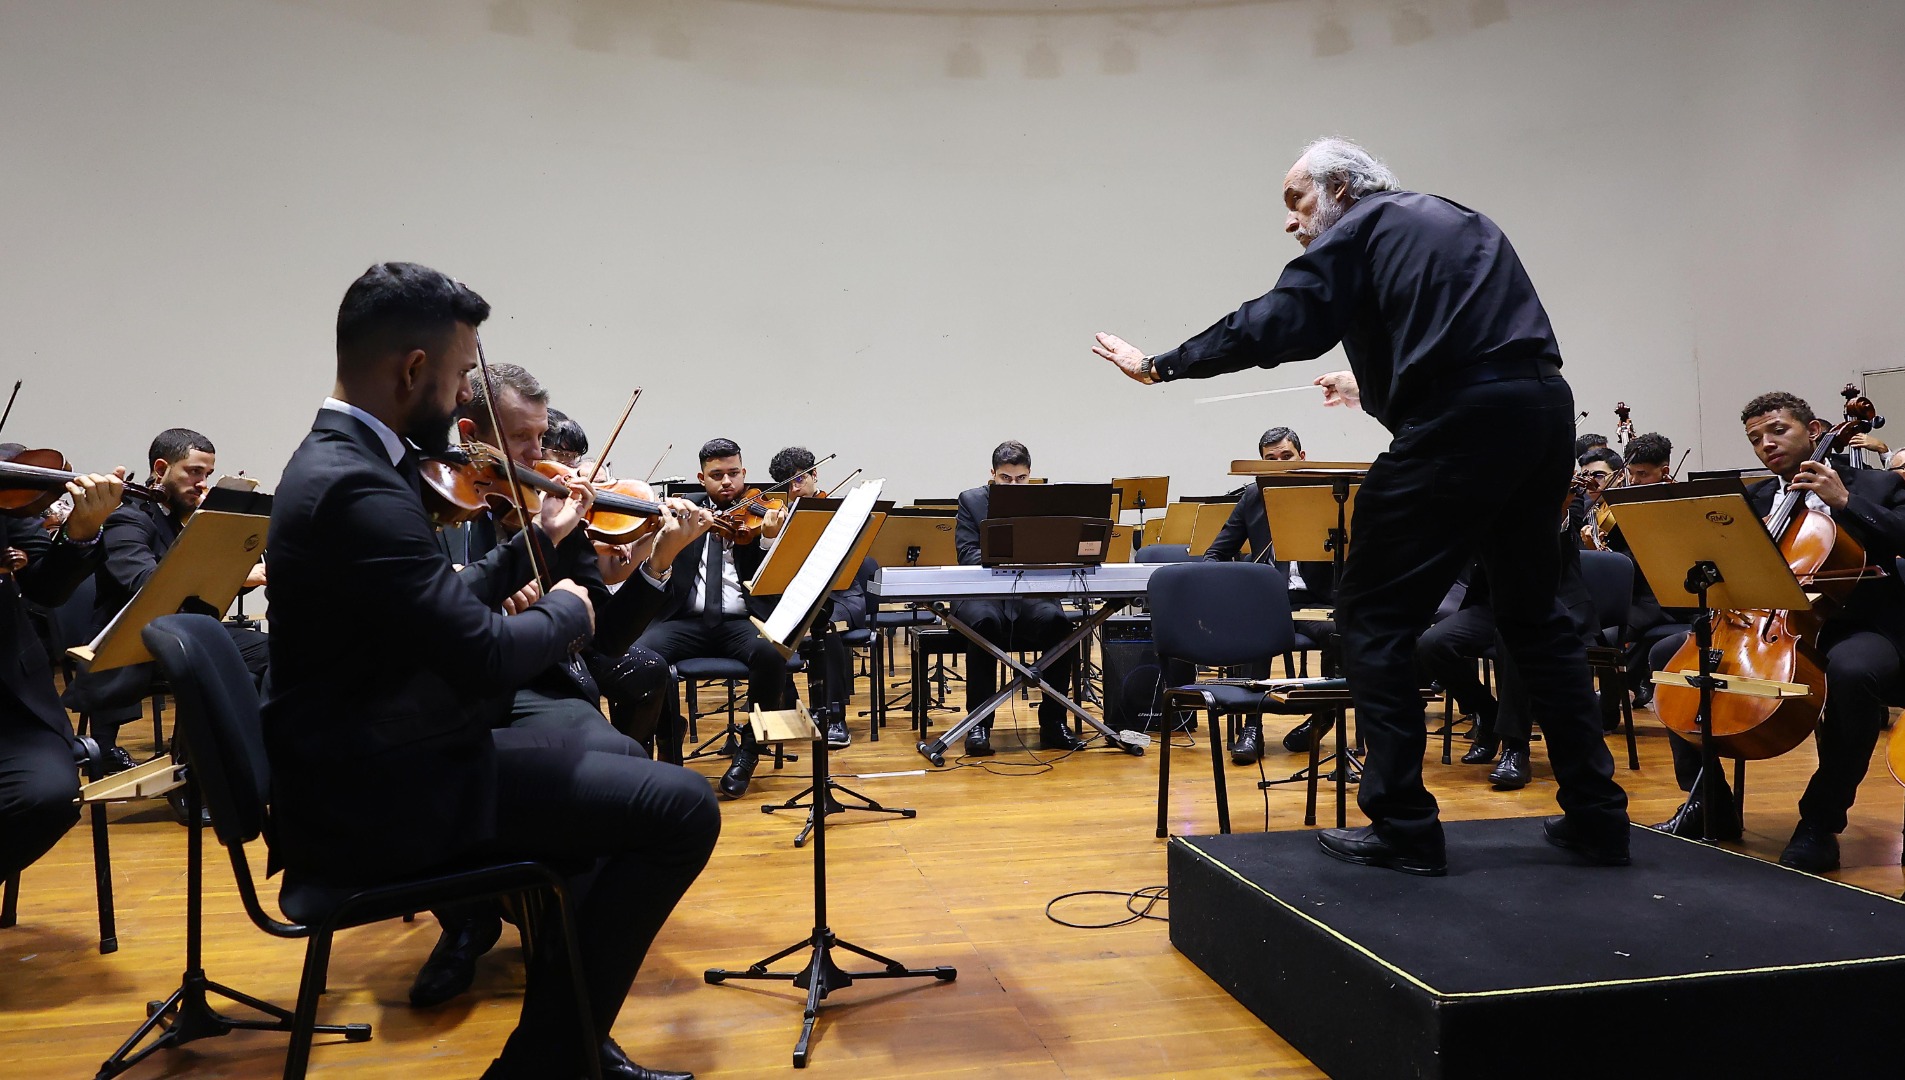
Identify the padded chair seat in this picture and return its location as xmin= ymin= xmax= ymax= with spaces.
xmin=1165 ymin=682 xmax=1291 ymax=713
xmin=841 ymin=628 xmax=874 ymax=647
xmin=277 ymin=859 xmax=578 ymax=930
xmin=871 ymin=609 xmax=938 ymax=629
xmin=673 ymin=657 xmax=751 ymax=680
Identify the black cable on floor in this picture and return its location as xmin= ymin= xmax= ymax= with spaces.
xmin=1045 ymin=886 xmax=1169 ymax=929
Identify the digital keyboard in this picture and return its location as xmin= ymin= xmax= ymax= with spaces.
xmin=868 ymin=562 xmax=1160 ymax=602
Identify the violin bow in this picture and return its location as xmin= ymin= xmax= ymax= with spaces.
xmin=473 ymin=334 xmax=552 ymax=591
xmin=642 ymin=443 xmax=673 ymax=484
xmin=0 ymin=380 xmax=21 ymax=435
xmin=586 ymin=387 xmax=641 ymax=486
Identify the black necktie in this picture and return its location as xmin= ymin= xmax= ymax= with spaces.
xmin=702 ymin=535 xmax=724 ymax=626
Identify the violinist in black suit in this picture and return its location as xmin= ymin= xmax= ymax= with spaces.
xmin=265 ymin=262 xmax=713 ymax=1080
xmin=411 ymin=362 xmax=713 ymax=1014
xmin=634 ymin=437 xmax=788 ymax=799
xmin=950 ymin=441 xmax=1090 ymax=758
xmin=62 ymin=427 xmax=270 ymax=773
xmin=0 ymin=465 xmax=125 ymax=887
xmin=1653 ymin=392 xmax=1905 ymax=875
xmin=1201 ymin=425 xmax=1337 ymax=763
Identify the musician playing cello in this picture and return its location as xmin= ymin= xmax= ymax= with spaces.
xmin=1652 ymin=392 xmax=1905 ymax=874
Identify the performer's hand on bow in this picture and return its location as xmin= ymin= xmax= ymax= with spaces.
xmin=503 ymin=579 xmax=542 ymax=615
xmin=1093 ymin=333 xmax=1159 ymax=385
xmin=1315 ymin=371 xmax=1361 ymax=410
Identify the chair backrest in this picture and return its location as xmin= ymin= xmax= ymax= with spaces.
xmin=1577 ymin=549 xmax=1635 ymax=641
xmin=141 ymin=613 xmax=272 ymax=850
xmin=1134 ymin=543 xmax=1193 ymax=564
xmin=1147 ymin=562 xmax=1296 ymax=667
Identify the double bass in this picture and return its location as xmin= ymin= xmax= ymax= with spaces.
xmin=1654 ymin=400 xmax=1883 ymax=759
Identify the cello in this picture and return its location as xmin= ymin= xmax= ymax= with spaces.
xmin=1654 ymin=398 xmax=1884 ymax=759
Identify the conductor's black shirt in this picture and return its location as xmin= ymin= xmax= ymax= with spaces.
xmin=1148 ymin=190 xmax=1561 ymax=429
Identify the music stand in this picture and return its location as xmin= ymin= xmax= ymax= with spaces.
xmin=1243 ymin=464 xmax=1367 ymax=789
xmin=1603 ymin=479 xmax=1815 ymax=842
xmin=709 ymin=481 xmax=955 ymax=1067
xmin=1158 ymin=502 xmax=1199 ymax=546
xmin=751 ymin=496 xmax=912 ymax=844
xmin=70 ymin=505 xmax=270 ymax=673
xmin=1112 ymin=476 xmax=1169 ymax=549
xmin=1186 ymin=503 xmax=1237 ymax=557
xmin=868 ymin=509 xmax=957 ymax=569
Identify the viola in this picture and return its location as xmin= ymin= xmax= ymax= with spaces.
xmin=0 ymin=447 xmax=158 ymax=519
xmin=1653 ymin=413 xmax=1881 ymax=759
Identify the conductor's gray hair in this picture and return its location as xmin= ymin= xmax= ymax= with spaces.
xmin=1301 ymin=137 xmax=1400 ymax=201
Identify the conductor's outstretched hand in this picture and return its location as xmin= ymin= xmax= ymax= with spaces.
xmin=1093 ymin=332 xmax=1155 ymax=385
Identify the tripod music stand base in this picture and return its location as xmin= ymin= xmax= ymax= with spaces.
xmin=95 ymin=967 xmax=370 ymax=1079
xmin=705 ymin=928 xmax=955 ymax=1068
xmin=763 ymin=781 xmax=917 ymax=847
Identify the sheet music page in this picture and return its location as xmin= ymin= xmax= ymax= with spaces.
xmin=761 ymin=478 xmax=883 ymax=644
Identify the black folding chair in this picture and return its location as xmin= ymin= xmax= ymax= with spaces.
xmin=1150 ymin=563 xmax=1316 ymax=837
xmin=103 ymin=614 xmax=598 ymax=1080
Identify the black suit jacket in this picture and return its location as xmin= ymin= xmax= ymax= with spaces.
xmin=656 ymin=491 xmax=771 ymax=621
xmin=1200 ymin=489 xmax=1336 ymax=604
xmin=1748 ymin=468 xmax=1905 ymax=644
xmin=262 ymin=409 xmax=596 ymax=884
xmin=2 ymin=515 xmax=100 ymax=741
xmin=954 ymin=487 xmax=989 ymax=567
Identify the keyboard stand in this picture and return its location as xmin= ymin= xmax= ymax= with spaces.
xmin=916 ymin=597 xmax=1144 ymax=766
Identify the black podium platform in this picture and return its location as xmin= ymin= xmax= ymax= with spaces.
xmin=1168 ymin=819 xmax=1905 ymax=1079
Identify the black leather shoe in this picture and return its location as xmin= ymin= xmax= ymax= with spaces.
xmin=1317 ymin=826 xmax=1447 ymax=876
xmin=1459 ymin=736 xmax=1499 ymax=765
xmin=408 ymin=915 xmax=503 ymax=1007
xmin=1632 ymin=682 xmax=1654 ymax=710
xmin=602 ymin=1039 xmax=693 ymax=1080
xmin=102 ymin=746 xmax=137 ymax=774
xmin=1778 ymin=820 xmax=1841 ymax=874
xmin=1488 ymin=746 xmax=1531 ymax=789
xmin=167 ymin=789 xmax=211 ymax=827
xmin=826 ymin=717 xmax=850 ymax=750
xmin=718 ymin=748 xmax=758 ymax=800
xmin=1282 ymin=713 xmax=1325 ymax=753
xmin=964 ymin=726 xmax=994 ymax=757
xmin=1542 ymin=815 xmax=1631 ymax=866
xmin=1651 ymin=788 xmax=1741 ymax=841
xmin=1038 ymin=718 xmax=1089 ymax=752
xmin=1230 ymin=725 xmax=1265 ymax=765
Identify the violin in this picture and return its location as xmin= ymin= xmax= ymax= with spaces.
xmin=1654 ymin=412 xmax=1881 ymax=759
xmin=709 ymin=488 xmax=783 ymax=543
xmin=419 ymin=441 xmax=665 ymax=544
xmin=0 ymin=446 xmax=158 ymax=518
xmin=1571 ymin=465 xmax=1626 ymax=551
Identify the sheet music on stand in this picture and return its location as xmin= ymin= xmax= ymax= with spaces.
xmin=752 ymin=479 xmax=886 ymax=647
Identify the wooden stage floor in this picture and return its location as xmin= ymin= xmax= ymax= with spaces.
xmin=4 ymin=650 xmax=1901 ymax=1078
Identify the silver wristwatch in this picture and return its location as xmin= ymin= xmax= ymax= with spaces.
xmin=1138 ymin=356 xmax=1156 ymax=383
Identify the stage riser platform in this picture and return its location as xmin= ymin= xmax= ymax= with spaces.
xmin=1168 ymin=821 xmax=1905 ymax=1079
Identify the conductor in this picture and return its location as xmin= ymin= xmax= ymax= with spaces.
xmin=1094 ymin=137 xmax=1628 ymax=875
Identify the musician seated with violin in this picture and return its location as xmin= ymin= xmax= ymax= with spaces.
xmin=0 ymin=462 xmax=125 ymax=897
xmin=62 ymin=428 xmax=270 ymax=776
xmin=1652 ymin=391 xmax=1905 ymax=875
xmin=634 ymin=437 xmax=790 ymax=800
xmin=1199 ymin=425 xmax=1337 ymax=764
xmin=412 ymin=362 xmax=713 ymax=1015
xmin=266 ymin=262 xmax=717 ymax=1080
xmin=952 ymin=441 xmax=1090 ymax=757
